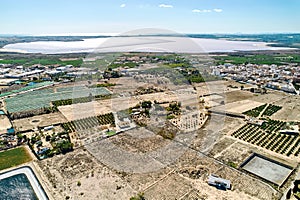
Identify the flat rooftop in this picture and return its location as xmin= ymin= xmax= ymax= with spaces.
xmin=241 ymin=154 xmax=293 ymax=186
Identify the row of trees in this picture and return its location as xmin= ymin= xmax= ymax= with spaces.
xmin=62 ymin=113 xmax=115 ymax=133
xmin=242 ymin=104 xmax=267 ymax=117
xmin=232 ymin=121 xmax=300 ymax=156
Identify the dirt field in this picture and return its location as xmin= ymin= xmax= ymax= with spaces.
xmin=225 ymin=90 xmax=256 ymax=103
xmin=12 ymin=112 xmax=67 ymax=132
xmin=213 ymin=99 xmax=264 ymax=114
xmin=58 ymin=89 xmax=196 ymax=121
xmin=268 ymin=94 xmax=300 ymax=121
xmin=173 ymin=150 xmax=278 ymax=200
xmin=24 ymin=113 xmax=286 ymax=200
xmin=0 ymin=114 xmax=11 ymax=134
xmin=33 ymin=149 xmax=135 ymax=200
xmin=250 ymin=90 xmax=289 ymax=104
xmin=81 ymin=122 xmax=280 ymax=200
xmin=194 ymin=81 xmax=227 ymax=96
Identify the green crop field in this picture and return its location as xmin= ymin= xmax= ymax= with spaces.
xmin=214 ymin=54 xmax=300 ymax=65
xmin=0 ymin=58 xmax=83 ymax=67
xmin=0 ymin=147 xmax=32 ymax=170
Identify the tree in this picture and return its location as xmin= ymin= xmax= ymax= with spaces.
xmin=46 ymin=135 xmax=51 ymax=142
xmin=77 ymin=181 xmax=81 ymax=186
xmin=286 ymin=188 xmax=291 ymax=199
xmin=130 ymin=192 xmax=145 ymax=200
xmin=141 ymin=101 xmax=152 ymax=109
xmin=56 ymin=140 xmax=73 ymax=154
xmin=17 ymin=133 xmax=23 ymax=140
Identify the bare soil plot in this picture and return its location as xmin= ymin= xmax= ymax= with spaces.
xmin=33 ymin=127 xmax=281 ymax=200
xmin=84 ymin=125 xmax=279 ymax=200
xmin=250 ymin=90 xmax=289 ymax=104
xmin=269 ymin=95 xmax=300 ymax=121
xmin=173 ymin=150 xmax=279 ymax=200
xmin=194 ymin=80 xmax=227 ymax=96
xmin=12 ymin=112 xmax=67 ymax=132
xmin=0 ymin=114 xmax=11 ymax=134
xmin=34 ymin=149 xmax=135 ymax=200
xmin=213 ymin=99 xmax=264 ymax=114
xmin=190 ymin=114 xmax=228 ymax=153
xmin=207 ymin=136 xmax=236 ymax=157
xmin=58 ymin=101 xmax=113 ymax=121
xmin=225 ymin=90 xmax=255 ymax=103
xmin=109 ymin=127 xmax=171 ymax=153
xmin=143 ymin=173 xmax=192 ymax=199
xmin=214 ymin=141 xmax=254 ymax=166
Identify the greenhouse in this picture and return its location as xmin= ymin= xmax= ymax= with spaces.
xmin=5 ymin=85 xmax=111 ymax=113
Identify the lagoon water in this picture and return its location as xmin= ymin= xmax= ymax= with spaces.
xmin=0 ymin=173 xmax=38 ymax=200
xmin=1 ymin=36 xmax=293 ymax=54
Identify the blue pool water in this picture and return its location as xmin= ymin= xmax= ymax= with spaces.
xmin=0 ymin=173 xmax=38 ymax=200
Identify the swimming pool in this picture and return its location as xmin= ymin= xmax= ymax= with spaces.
xmin=0 ymin=166 xmax=48 ymax=200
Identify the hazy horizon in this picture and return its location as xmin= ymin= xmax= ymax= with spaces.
xmin=1 ymin=0 xmax=299 ymax=35
xmin=1 ymin=32 xmax=300 ymax=37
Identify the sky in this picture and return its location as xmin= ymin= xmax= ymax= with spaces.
xmin=1 ymin=0 xmax=300 ymax=35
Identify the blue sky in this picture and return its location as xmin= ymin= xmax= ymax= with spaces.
xmin=1 ymin=0 xmax=299 ymax=35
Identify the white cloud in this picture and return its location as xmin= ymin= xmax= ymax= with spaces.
xmin=120 ymin=4 xmax=126 ymax=8
xmin=159 ymin=4 xmax=173 ymax=8
xmin=192 ymin=8 xmax=223 ymax=13
xmin=214 ymin=8 xmax=223 ymax=13
xmin=192 ymin=9 xmax=211 ymax=13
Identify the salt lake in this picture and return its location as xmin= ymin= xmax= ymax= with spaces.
xmin=1 ymin=36 xmax=293 ymax=54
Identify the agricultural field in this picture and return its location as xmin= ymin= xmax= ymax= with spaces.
xmin=213 ymin=53 xmax=300 ymax=65
xmin=243 ymin=103 xmax=282 ymax=118
xmin=261 ymin=104 xmax=282 ymax=116
xmin=243 ymin=104 xmax=267 ymax=117
xmin=61 ymin=112 xmax=115 ymax=133
xmin=0 ymin=146 xmax=32 ymax=170
xmin=51 ymin=94 xmax=111 ymax=108
xmin=5 ymin=85 xmax=111 ymax=113
xmin=0 ymin=56 xmax=83 ymax=67
xmin=0 ymin=81 xmax=53 ymax=98
xmin=231 ymin=120 xmax=300 ymax=157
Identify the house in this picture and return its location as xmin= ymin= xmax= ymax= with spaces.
xmin=208 ymin=174 xmax=231 ymax=190
xmin=118 ymin=121 xmax=130 ymax=129
xmin=43 ymin=126 xmax=54 ymax=131
xmin=247 ymin=118 xmax=264 ymax=126
xmin=279 ymin=125 xmax=299 ymax=135
xmin=37 ymin=147 xmax=49 ymax=155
